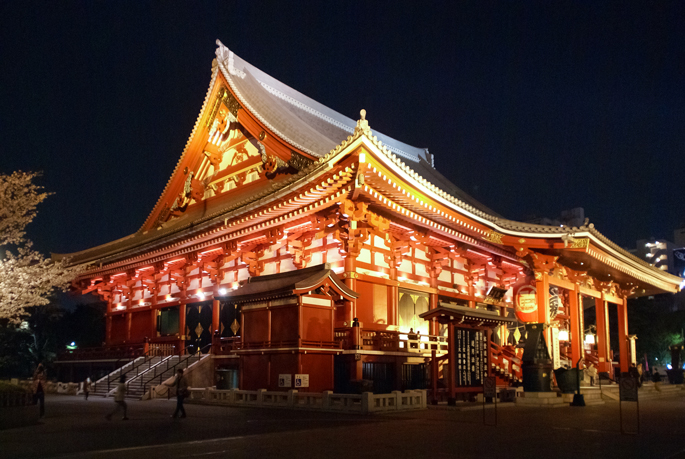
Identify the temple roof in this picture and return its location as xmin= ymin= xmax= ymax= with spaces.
xmin=216 ymin=41 xmax=501 ymax=217
xmin=53 ymin=42 xmax=682 ymax=295
xmin=216 ymin=263 xmax=357 ymax=303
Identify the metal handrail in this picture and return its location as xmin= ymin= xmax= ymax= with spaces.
xmin=96 ymin=345 xmax=176 ymax=394
xmin=144 ymin=344 xmax=211 ymax=397
xmin=92 ymin=346 xmax=145 ymax=394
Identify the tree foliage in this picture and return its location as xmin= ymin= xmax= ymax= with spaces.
xmin=0 ymin=171 xmax=82 ymax=322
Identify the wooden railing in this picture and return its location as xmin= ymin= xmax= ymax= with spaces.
xmin=0 ymin=392 xmax=34 ymax=408
xmin=490 ymin=342 xmax=522 ymax=383
xmin=335 ymin=328 xmax=448 ymax=354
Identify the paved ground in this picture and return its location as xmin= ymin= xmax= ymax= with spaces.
xmin=1 ymin=393 xmax=684 ymax=459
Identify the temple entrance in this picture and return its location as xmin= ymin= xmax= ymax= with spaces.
xmin=398 ymin=289 xmax=429 ymax=335
xmin=402 ymin=363 xmax=427 ymax=390
xmin=186 ymin=301 xmax=213 ymax=354
xmin=363 ymin=362 xmax=396 ymax=394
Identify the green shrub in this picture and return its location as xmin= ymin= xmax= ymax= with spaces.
xmin=0 ymin=382 xmax=31 ymax=395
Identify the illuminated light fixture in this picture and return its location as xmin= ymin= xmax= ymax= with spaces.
xmin=585 ymin=334 xmax=595 ymax=344
xmin=558 ymin=330 xmax=569 ymax=341
xmin=198 ymin=292 xmax=205 ymax=299
xmin=232 ymin=282 xmax=240 ymax=289
xmin=359 ymin=152 xmax=366 ymax=163
xmin=166 ymin=294 xmax=172 ymax=301
xmin=219 ymin=287 xmax=228 ymax=295
xmin=139 ymin=299 xmax=144 ymax=305
xmin=398 ymin=276 xmax=408 ymax=282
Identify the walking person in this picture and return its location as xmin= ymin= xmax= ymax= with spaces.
xmin=165 ymin=369 xmax=188 ymax=419
xmin=83 ymin=377 xmax=91 ymax=400
xmin=585 ymin=363 xmax=598 ymax=386
xmin=33 ymin=363 xmax=47 ymax=418
xmin=652 ymin=368 xmax=662 ymax=392
xmin=105 ymin=375 xmax=128 ymax=420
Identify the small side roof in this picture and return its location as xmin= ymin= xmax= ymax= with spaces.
xmin=217 ymin=263 xmax=357 ymax=303
xmin=419 ymin=302 xmax=517 ymax=328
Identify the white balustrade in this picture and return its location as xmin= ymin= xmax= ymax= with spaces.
xmin=186 ymin=387 xmax=427 ymax=414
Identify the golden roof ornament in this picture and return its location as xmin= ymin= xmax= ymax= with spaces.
xmin=354 ymin=109 xmax=372 ymax=136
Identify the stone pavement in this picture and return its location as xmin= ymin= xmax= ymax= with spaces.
xmin=1 ymin=394 xmax=684 ymax=459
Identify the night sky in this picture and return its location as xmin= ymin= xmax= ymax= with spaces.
xmin=1 ymin=2 xmax=684 ymax=257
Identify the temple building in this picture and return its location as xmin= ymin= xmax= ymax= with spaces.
xmin=58 ymin=41 xmax=682 ymax=399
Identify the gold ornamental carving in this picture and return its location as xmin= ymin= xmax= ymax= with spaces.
xmin=569 ymin=238 xmax=590 ymax=249
xmin=207 ymin=86 xmax=242 ymax=129
xmin=483 ymin=231 xmax=504 ymax=245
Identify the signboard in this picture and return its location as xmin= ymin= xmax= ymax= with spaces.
xmin=294 ymin=374 xmax=309 ymax=388
xmin=548 ymin=287 xmax=561 ymax=320
xmin=551 ymin=327 xmax=561 ymax=369
xmin=619 ymin=374 xmax=638 ymax=402
xmin=454 ymin=328 xmax=487 ymax=386
xmin=278 ymin=374 xmax=292 ymax=388
xmin=483 ymin=376 xmax=497 ymax=398
xmin=484 ymin=286 xmax=508 ymax=305
xmin=674 ymin=248 xmax=685 ymax=277
xmin=513 ymin=277 xmax=538 ymax=322
xmin=630 ymin=339 xmax=637 ymax=365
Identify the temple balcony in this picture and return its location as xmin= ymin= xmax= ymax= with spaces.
xmin=334 ymin=328 xmax=449 ymax=355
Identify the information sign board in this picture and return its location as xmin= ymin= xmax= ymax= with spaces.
xmin=278 ymin=374 xmax=292 ymax=388
xmin=620 ymin=374 xmax=638 ymax=402
xmin=483 ymin=376 xmax=497 ymax=398
xmin=454 ymin=328 xmax=487 ymax=387
xmin=294 ymin=374 xmax=309 ymax=388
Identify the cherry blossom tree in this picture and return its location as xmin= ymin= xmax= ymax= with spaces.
xmin=0 ymin=171 xmax=81 ymax=322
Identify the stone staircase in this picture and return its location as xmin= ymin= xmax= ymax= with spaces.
xmin=91 ymin=356 xmax=166 ymax=398
xmin=559 ymin=382 xmax=684 ymax=405
xmin=126 ymin=353 xmax=204 ymax=400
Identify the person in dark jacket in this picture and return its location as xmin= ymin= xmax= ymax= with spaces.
xmin=166 ymin=369 xmax=189 ymax=418
xmin=33 ymin=363 xmax=47 ymax=417
xmin=652 ymin=368 xmax=662 ymax=392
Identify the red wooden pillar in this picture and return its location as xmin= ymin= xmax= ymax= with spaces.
xmin=617 ymin=297 xmax=629 ymax=373
xmin=388 ymin=267 xmax=398 ymax=330
xmin=534 ymin=271 xmax=550 ymax=350
xmin=568 ymin=286 xmax=582 ymax=365
xmin=106 ymin=314 xmax=112 ymax=346
xmin=429 ymin=274 xmax=439 ymax=336
xmin=447 ymin=322 xmax=456 ymax=404
xmin=150 ymin=308 xmax=158 ymax=340
xmin=212 ymin=299 xmax=220 ymax=334
xmin=344 ymin=255 xmax=357 ymax=324
xmin=178 ymin=303 xmax=187 ymax=355
xmin=595 ymin=297 xmax=610 ymax=373
xmin=126 ymin=312 xmax=132 ymax=343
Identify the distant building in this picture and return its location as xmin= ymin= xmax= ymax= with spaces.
xmin=630 ymin=239 xmax=676 ymax=274
xmin=674 ymin=225 xmax=685 ymax=249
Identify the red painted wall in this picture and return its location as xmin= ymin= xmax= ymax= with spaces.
xmin=302 ymin=306 xmax=331 ymax=342
xmin=130 ymin=310 xmax=152 ymax=343
xmin=243 ymin=310 xmax=268 ymax=343
xmin=300 ymin=354 xmax=334 ymax=392
xmin=355 ymin=280 xmax=389 ymax=329
xmin=270 ymin=307 xmax=298 ymax=343
xmin=110 ymin=313 xmax=127 ymax=344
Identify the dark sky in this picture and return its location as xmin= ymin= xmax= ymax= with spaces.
xmin=1 ymin=1 xmax=684 ymax=256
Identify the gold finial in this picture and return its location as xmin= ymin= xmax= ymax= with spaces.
xmin=360 ymin=109 xmax=366 ymax=121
